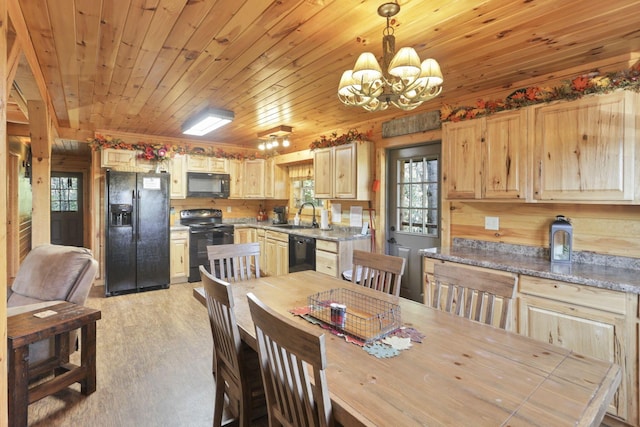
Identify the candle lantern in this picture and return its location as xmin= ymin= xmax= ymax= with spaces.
xmin=550 ymin=215 xmax=572 ymax=263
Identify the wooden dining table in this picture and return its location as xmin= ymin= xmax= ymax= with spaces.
xmin=193 ymin=270 xmax=621 ymax=426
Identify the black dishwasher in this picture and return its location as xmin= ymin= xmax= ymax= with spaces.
xmin=289 ymin=235 xmax=316 ymax=273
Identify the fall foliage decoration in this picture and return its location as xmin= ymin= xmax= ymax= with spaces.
xmin=440 ymin=62 xmax=640 ymax=123
xmin=88 ymin=135 xmax=258 ymax=160
xmin=309 ymin=129 xmax=373 ymax=150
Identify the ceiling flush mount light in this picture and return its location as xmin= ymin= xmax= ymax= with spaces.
xmin=257 ymin=125 xmax=292 ymax=151
xmin=338 ymin=1 xmax=443 ymax=112
xmin=182 ymin=108 xmax=235 ymax=136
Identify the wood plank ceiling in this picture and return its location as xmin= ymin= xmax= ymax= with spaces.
xmin=7 ymin=0 xmax=640 ymax=154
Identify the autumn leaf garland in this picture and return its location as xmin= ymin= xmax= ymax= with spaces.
xmin=440 ymin=62 xmax=640 ymax=122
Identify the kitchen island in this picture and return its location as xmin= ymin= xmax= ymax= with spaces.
xmin=421 ymin=238 xmax=640 ymax=426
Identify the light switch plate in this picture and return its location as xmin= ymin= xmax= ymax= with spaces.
xmin=226 ymin=206 xmax=232 ymax=213
xmin=485 ymin=216 xmax=499 ymax=230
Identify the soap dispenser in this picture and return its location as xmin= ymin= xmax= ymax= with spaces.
xmin=293 ymin=212 xmax=300 ymax=226
xmin=550 ymin=215 xmax=572 ymax=263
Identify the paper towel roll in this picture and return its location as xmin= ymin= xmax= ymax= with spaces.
xmin=320 ymin=209 xmax=329 ymax=229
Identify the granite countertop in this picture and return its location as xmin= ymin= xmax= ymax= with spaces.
xmin=170 ymin=224 xmax=189 ymax=231
xmin=232 ymin=222 xmax=370 ymax=242
xmin=180 ymin=220 xmax=371 ymax=241
xmin=420 ymin=239 xmax=640 ymax=294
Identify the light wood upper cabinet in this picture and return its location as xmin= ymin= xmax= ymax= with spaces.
xmin=314 ymin=148 xmax=333 ymax=198
xmin=228 ymin=158 xmax=287 ymax=199
xmin=443 ymin=120 xmax=482 ymax=199
xmin=484 ymin=111 xmax=527 ymax=199
xmin=186 ymin=155 xmax=229 ymax=173
xmin=264 ymin=158 xmax=288 ymax=199
xmin=334 ymin=144 xmax=358 ymax=198
xmin=443 ymin=109 xmax=527 ymax=200
xmin=228 ymin=159 xmax=243 ymax=199
xmin=100 ymin=149 xmax=137 ymax=169
xmin=313 ymin=141 xmax=372 ymax=200
xmin=169 ymin=154 xmax=187 ymax=199
xmin=532 ymin=91 xmax=636 ymax=201
xmin=243 ymin=159 xmax=266 ymax=198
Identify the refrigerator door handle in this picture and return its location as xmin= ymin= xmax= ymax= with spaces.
xmin=135 ymin=190 xmax=140 ymax=241
xmin=131 ymin=190 xmax=136 ymax=241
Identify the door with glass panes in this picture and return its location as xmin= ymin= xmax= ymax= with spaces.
xmin=51 ymin=172 xmax=84 ymax=246
xmin=387 ymin=143 xmax=440 ymax=302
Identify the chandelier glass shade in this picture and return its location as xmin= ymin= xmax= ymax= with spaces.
xmin=338 ymin=2 xmax=443 ymax=112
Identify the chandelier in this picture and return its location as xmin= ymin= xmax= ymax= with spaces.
xmin=257 ymin=125 xmax=292 ymax=151
xmin=338 ymin=2 xmax=443 ymax=112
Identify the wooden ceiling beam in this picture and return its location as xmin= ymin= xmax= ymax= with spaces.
xmin=7 ymin=0 xmax=59 ymax=131
xmin=7 ymin=122 xmax=29 ymax=136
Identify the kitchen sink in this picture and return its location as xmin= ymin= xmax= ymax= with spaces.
xmin=270 ymin=224 xmax=314 ymax=229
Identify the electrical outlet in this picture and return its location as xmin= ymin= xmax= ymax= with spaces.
xmin=226 ymin=206 xmax=232 ymax=213
xmin=485 ymin=216 xmax=499 ymax=230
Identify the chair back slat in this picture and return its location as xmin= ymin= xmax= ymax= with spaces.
xmin=199 ymin=266 xmax=265 ymax=426
xmin=351 ymin=250 xmax=406 ymax=297
xmin=207 ymin=242 xmax=261 ymax=282
xmin=432 ymin=263 xmax=517 ymax=330
xmin=247 ymin=293 xmax=333 ymax=427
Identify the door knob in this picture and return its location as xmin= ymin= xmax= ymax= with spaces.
xmin=388 ymin=237 xmax=397 ymax=244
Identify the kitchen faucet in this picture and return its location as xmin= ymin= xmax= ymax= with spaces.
xmin=298 ymin=202 xmax=319 ymax=228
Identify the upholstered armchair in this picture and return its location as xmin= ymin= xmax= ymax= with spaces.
xmin=7 ymin=244 xmax=99 ymax=377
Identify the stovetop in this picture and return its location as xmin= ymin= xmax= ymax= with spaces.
xmin=180 ymin=208 xmax=224 ymax=226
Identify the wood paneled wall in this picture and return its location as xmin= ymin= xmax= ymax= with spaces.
xmin=449 ymin=202 xmax=640 ymax=258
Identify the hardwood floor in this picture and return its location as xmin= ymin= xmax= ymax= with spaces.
xmin=26 ymin=282 xmax=230 ymax=426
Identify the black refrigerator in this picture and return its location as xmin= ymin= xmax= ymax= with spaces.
xmin=105 ymin=170 xmax=170 ymax=296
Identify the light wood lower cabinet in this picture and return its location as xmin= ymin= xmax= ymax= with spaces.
xmin=256 ymin=229 xmax=266 ymax=275
xmin=315 ymin=238 xmax=370 ymax=279
xmin=518 ymin=275 xmax=636 ymax=423
xmin=265 ymin=231 xmax=288 ymax=276
xmin=170 ymin=229 xmax=189 ymax=284
xmin=234 ymin=227 xmax=256 ymax=244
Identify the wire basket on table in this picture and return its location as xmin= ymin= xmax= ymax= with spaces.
xmin=307 ymin=288 xmax=401 ymax=343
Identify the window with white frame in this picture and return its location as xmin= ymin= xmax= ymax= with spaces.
xmin=289 ymin=163 xmax=323 ymax=209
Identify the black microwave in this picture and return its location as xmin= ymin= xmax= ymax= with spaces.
xmin=186 ymin=172 xmax=230 ymax=198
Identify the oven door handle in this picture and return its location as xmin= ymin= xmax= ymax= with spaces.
xmin=189 ymin=228 xmax=219 ymax=235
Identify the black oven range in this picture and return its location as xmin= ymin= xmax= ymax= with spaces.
xmin=179 ymin=208 xmax=234 ymax=282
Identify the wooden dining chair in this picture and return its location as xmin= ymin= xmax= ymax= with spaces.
xmin=350 ymin=250 xmax=406 ymax=297
xmin=207 ymin=242 xmax=261 ymax=282
xmin=432 ymin=263 xmax=517 ymax=330
xmin=199 ymin=265 xmax=266 ymax=427
xmin=247 ymin=292 xmax=334 ymax=427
